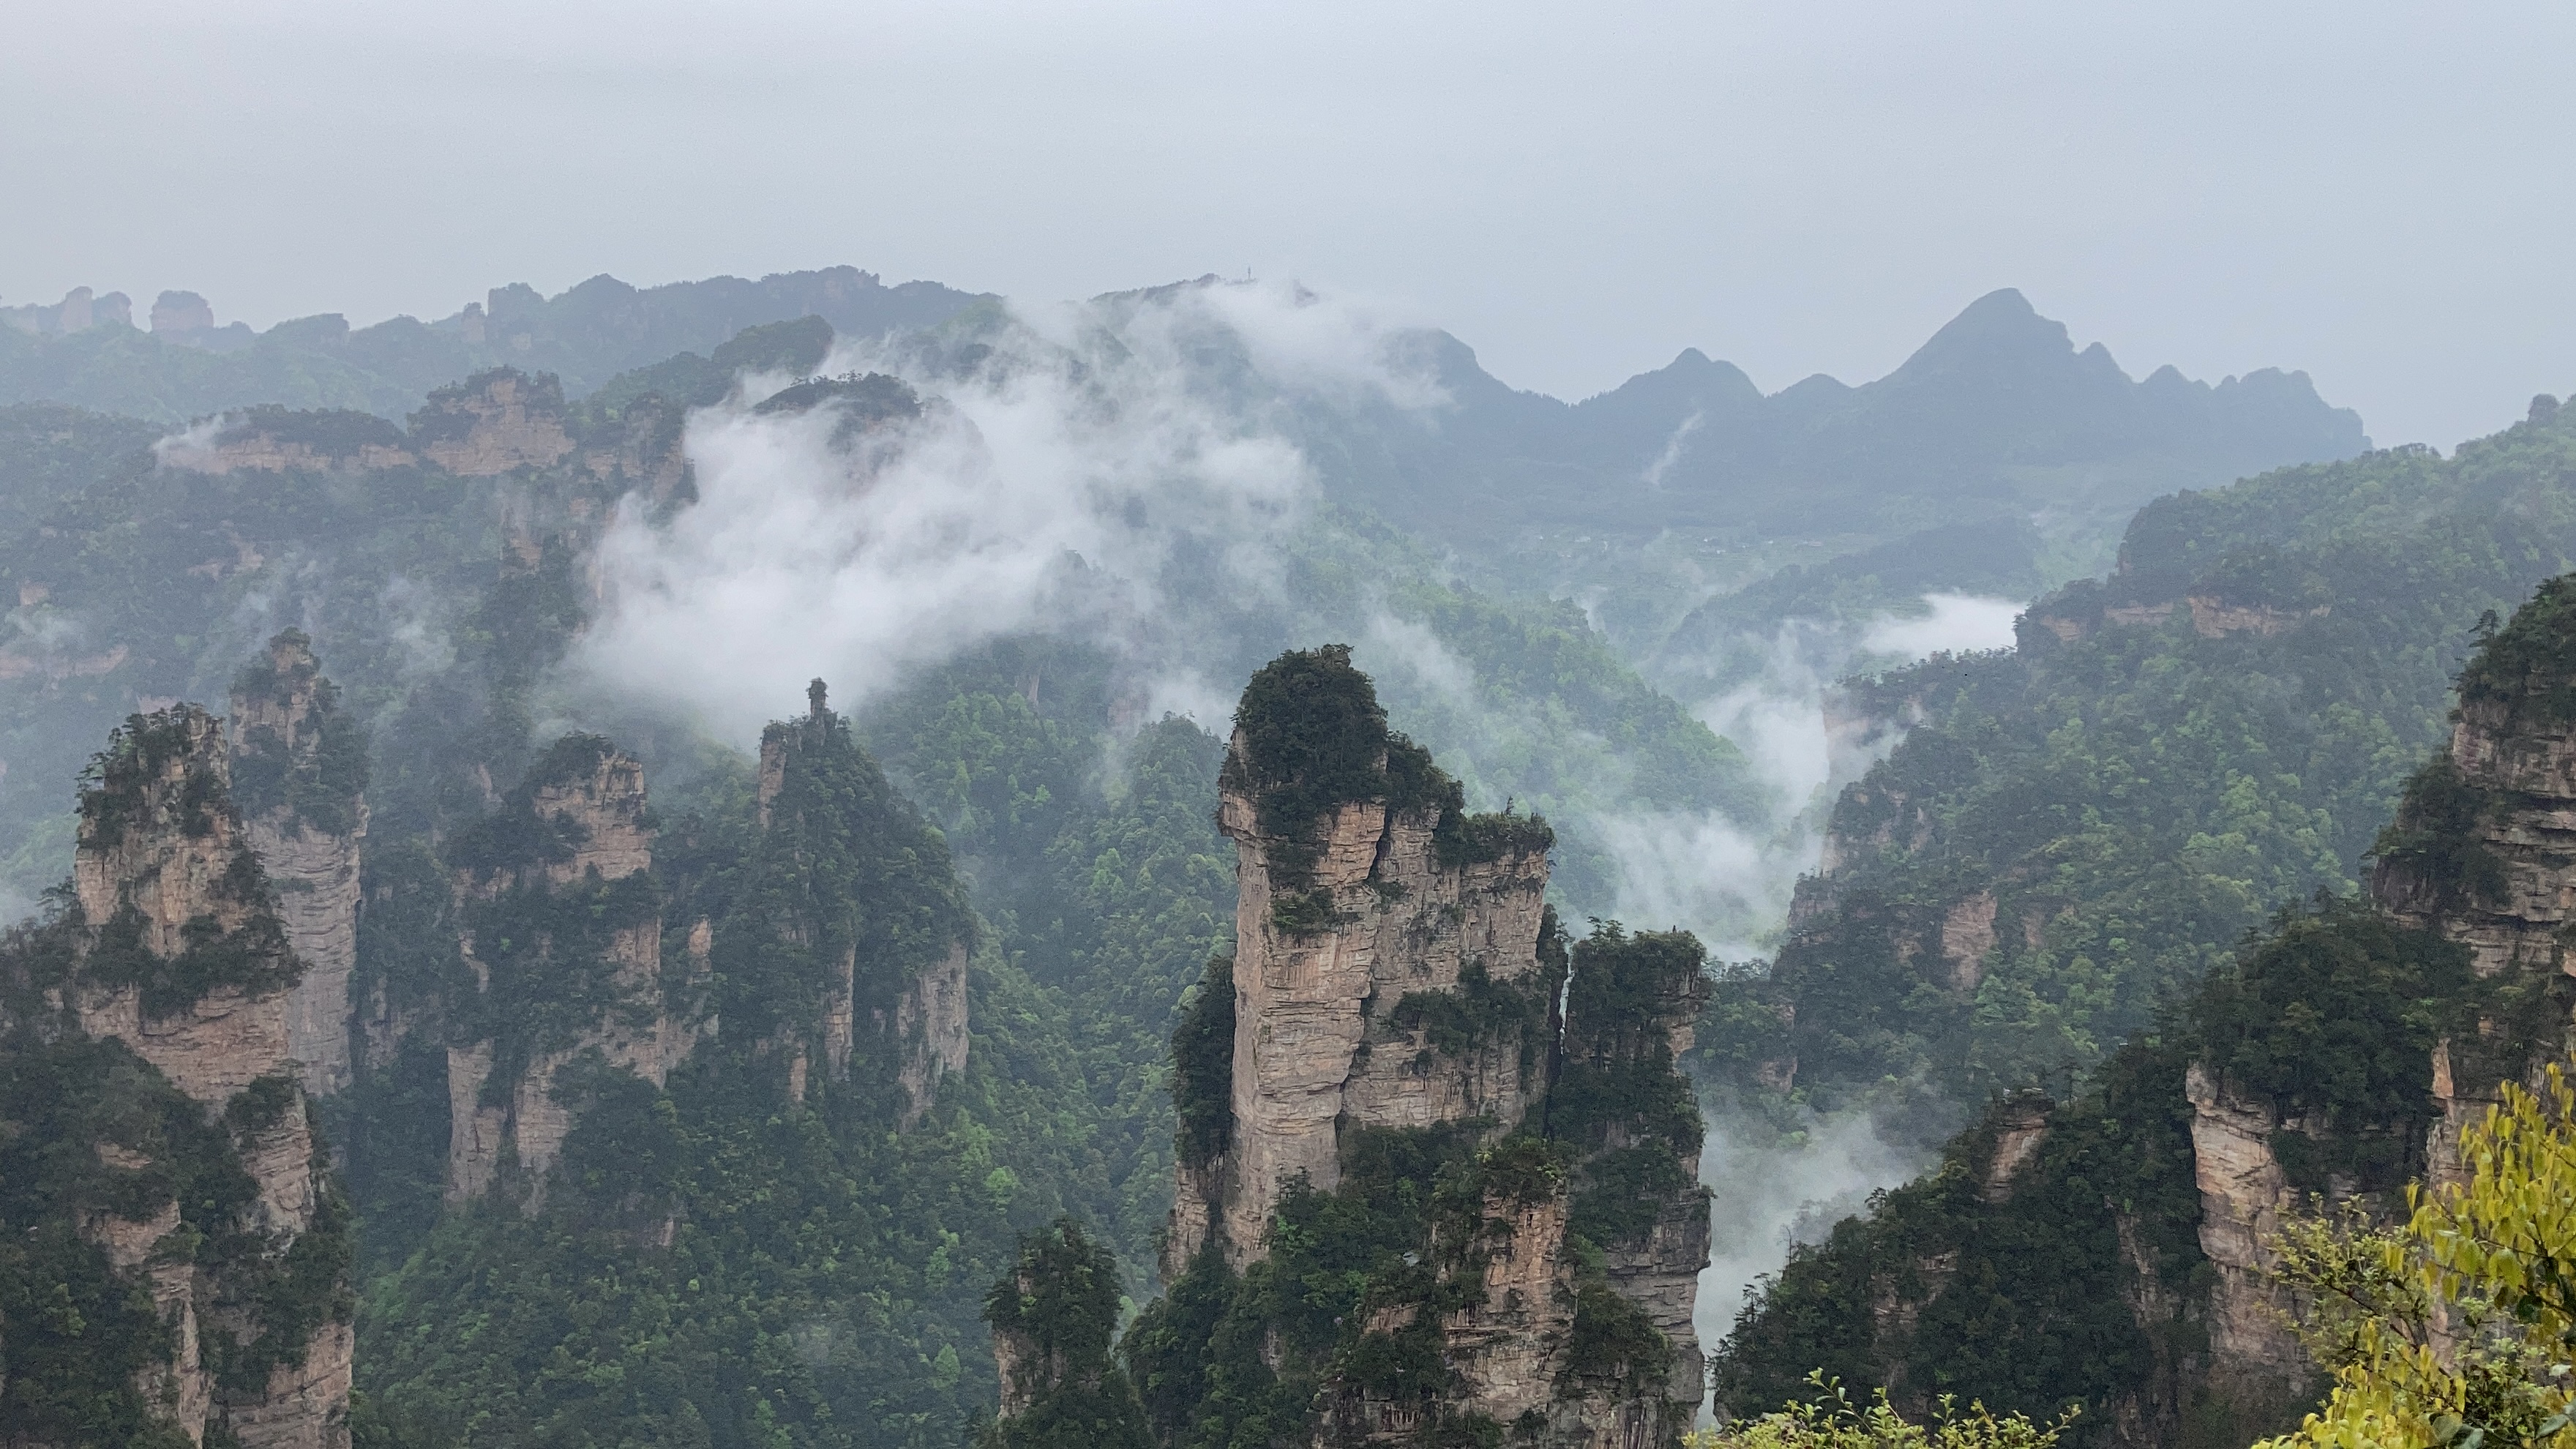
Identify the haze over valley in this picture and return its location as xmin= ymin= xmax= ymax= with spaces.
xmin=5 ymin=9 xmax=2575 ymax=1448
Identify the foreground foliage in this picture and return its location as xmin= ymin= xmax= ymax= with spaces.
xmin=2262 ymin=1069 xmax=2576 ymax=1449
xmin=1690 ymin=1374 xmax=2073 ymax=1449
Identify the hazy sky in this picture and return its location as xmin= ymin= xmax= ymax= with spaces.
xmin=7 ymin=1 xmax=2571 ymax=447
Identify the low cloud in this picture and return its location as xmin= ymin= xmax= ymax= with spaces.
xmin=576 ymin=282 xmax=1373 ymax=740
xmin=1860 ymin=591 xmax=2021 ymax=659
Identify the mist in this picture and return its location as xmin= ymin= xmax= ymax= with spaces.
xmin=569 ymin=279 xmax=2029 ymax=1370
xmin=577 ymin=284 xmax=1353 ymax=737
xmin=1694 ymin=1109 xmax=1932 ymax=1378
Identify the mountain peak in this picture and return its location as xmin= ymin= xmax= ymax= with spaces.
xmin=1893 ymin=287 xmax=2079 ymax=381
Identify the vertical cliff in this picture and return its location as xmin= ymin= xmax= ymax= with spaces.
xmin=2374 ymin=583 xmax=2576 ymax=1196
xmin=745 ymin=681 xmax=974 ymax=1123
xmin=0 ymin=705 xmax=352 ymax=1448
xmin=1170 ymin=645 xmax=1559 ymax=1273
xmin=440 ymin=733 xmax=681 ymax=1203
xmin=1552 ymin=925 xmax=1715 ymax=1421
xmin=1130 ymin=646 xmax=1708 ymax=1449
xmin=229 ymin=631 xmax=368 ymax=1096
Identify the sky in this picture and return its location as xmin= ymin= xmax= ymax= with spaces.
xmin=6 ymin=0 xmax=2572 ymax=449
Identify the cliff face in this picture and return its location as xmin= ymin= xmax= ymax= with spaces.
xmin=5 ymin=705 xmax=353 ymax=1449
xmin=443 ymin=735 xmax=681 ymax=1203
xmin=2182 ymin=1063 xmax=2310 ymax=1390
xmin=228 ymin=632 xmax=367 ymax=1096
xmin=2375 ymin=632 xmax=2576 ymax=1193
xmin=1137 ymin=647 xmax=1707 ymax=1449
xmin=1554 ymin=924 xmax=1715 ymax=1423
xmin=1183 ymin=777 xmax=1554 ymax=1270
xmin=410 ymin=368 xmax=576 ymax=477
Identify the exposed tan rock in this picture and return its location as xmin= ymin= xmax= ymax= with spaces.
xmin=445 ymin=1040 xmax=503 ymax=1204
xmin=1317 ymin=1169 xmax=1699 ymax=1449
xmin=1939 ymin=891 xmax=1998 ymax=992
xmin=895 ymin=943 xmax=969 ymax=1126
xmin=1445 ymin=1189 xmax=1577 ymax=1421
xmin=60 ymin=705 xmax=348 ymax=1448
xmin=226 ymin=1320 xmax=353 ymax=1449
xmin=2186 ymin=596 xmax=2329 ymax=638
xmin=755 ymin=686 xmax=970 ymax=1126
xmin=231 ymin=633 xmax=366 ymax=1096
xmin=152 ymin=291 xmax=216 ymax=334
xmin=2381 ymin=697 xmax=2576 ymax=980
xmin=2183 ymin=1063 xmax=2310 ymax=1387
xmin=1980 ymin=1094 xmax=2050 ymax=1203
xmin=1602 ymin=1188 xmax=1713 ymax=1406
xmin=158 ymin=414 xmax=416 ymax=476
xmin=2103 ymin=600 xmax=2177 ymax=626
xmin=580 ymin=401 xmax=692 ymax=506
xmin=413 ymin=370 xmax=574 ymax=476
xmin=83 ymin=1195 xmax=211 ymax=1445
xmin=71 ymin=709 xmax=295 ymax=1106
xmin=1205 ymin=769 xmax=1552 ymax=1268
xmin=2030 ymin=610 xmax=2090 ymax=643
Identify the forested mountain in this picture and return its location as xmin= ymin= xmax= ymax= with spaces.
xmin=6 ymin=271 xmax=2362 ymax=618
xmin=0 ymin=258 xmax=2492 ymax=1449
xmin=1701 ymin=397 xmax=2576 ymax=1128
xmin=0 ymin=287 xmax=1774 ymax=1447
xmin=1702 ymin=400 xmax=2576 ymax=1445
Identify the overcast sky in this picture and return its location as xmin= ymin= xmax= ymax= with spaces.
xmin=7 ymin=1 xmax=2570 ymax=447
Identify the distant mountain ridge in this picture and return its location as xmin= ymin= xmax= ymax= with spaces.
xmin=0 ymin=265 xmax=989 ymax=422
xmin=0 ymin=266 xmax=2368 ymax=642
xmin=1319 ymin=287 xmax=2365 ymax=547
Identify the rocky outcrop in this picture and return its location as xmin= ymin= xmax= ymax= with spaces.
xmin=159 ymin=407 xmax=417 ymax=475
xmin=43 ymin=705 xmax=353 ymax=1448
xmin=1980 ymin=1093 xmax=2051 ymax=1202
xmin=0 ymin=285 xmax=129 ymax=336
xmin=70 ymin=709 xmax=299 ymax=1104
xmin=409 ymin=368 xmax=575 ymax=476
xmin=1320 ymin=1164 xmax=1583 ymax=1444
xmin=2182 ymin=1064 xmax=2309 ymax=1389
xmin=2186 ymin=596 xmax=2329 ymax=638
xmin=1182 ymin=765 xmax=1554 ymax=1271
xmin=1559 ymin=924 xmax=1714 ymax=1420
xmin=2373 ymin=653 xmax=2576 ymax=1199
xmin=1151 ymin=648 xmax=1707 ymax=1448
xmin=893 ymin=941 xmax=969 ymax=1125
xmin=153 ymin=289 xmax=216 ymax=334
xmin=230 ymin=632 xmax=367 ymax=1096
xmin=2378 ymin=694 xmax=2576 ymax=979
xmin=444 ymin=736 xmax=683 ymax=1203
xmin=1939 ymin=891 xmax=1998 ymax=992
